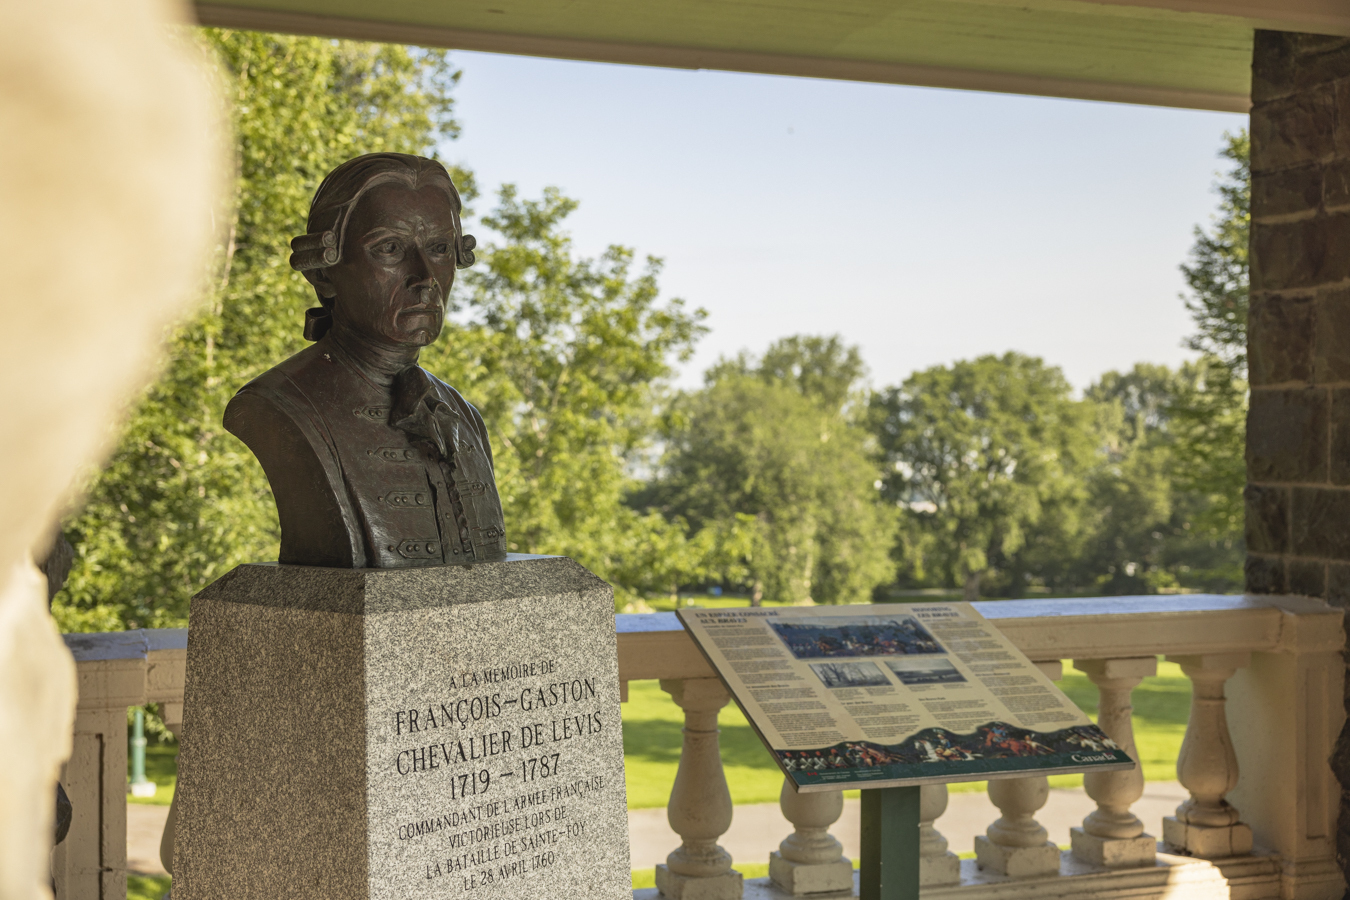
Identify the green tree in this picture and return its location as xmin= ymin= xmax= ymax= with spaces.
xmin=1078 ymin=364 xmax=1181 ymax=594
xmin=1066 ymin=133 xmax=1249 ymax=596
xmin=1077 ymin=363 xmax=1240 ymax=594
xmin=1182 ymin=132 xmax=1250 ymax=375
xmin=1171 ymin=131 xmax=1249 ymax=545
xmin=871 ymin=353 xmax=1097 ymax=600
xmin=604 ymin=513 xmax=757 ymax=608
xmin=55 ymin=32 xmax=464 ymax=631
xmin=652 ymin=337 xmax=893 ymax=606
xmin=709 ymin=334 xmax=869 ymax=416
xmin=418 ymin=186 xmax=707 ymax=605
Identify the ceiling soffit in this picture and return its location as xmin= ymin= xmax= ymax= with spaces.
xmin=192 ymin=0 xmax=1350 ymax=110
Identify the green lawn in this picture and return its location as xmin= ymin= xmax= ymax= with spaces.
xmin=1048 ymin=660 xmax=1189 ymax=790
xmin=128 ymin=874 xmax=170 ymax=900
xmin=620 ymin=660 xmax=1190 ymax=807
xmin=128 ymin=661 xmax=1189 ymax=810
xmin=127 ymin=745 xmax=177 ymax=807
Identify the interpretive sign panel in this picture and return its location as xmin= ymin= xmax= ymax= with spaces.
xmin=176 ymin=557 xmax=630 ymax=900
xmin=677 ymin=602 xmax=1132 ymax=791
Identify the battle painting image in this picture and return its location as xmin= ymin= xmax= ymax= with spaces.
xmin=770 ymin=615 xmax=942 ymax=659
xmin=778 ymin=722 xmax=1130 ymax=786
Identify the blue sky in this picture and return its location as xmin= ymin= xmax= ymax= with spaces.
xmin=443 ymin=51 xmax=1247 ymax=392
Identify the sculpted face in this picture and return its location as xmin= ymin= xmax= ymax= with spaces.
xmin=318 ymin=181 xmax=459 ymax=347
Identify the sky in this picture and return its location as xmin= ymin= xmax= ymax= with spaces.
xmin=442 ymin=51 xmax=1247 ymax=393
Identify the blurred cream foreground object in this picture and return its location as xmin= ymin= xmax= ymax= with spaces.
xmin=0 ymin=0 xmax=225 ymax=898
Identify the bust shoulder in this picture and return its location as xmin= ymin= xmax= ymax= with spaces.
xmin=229 ymin=342 xmax=351 ymax=413
xmin=223 ymin=342 xmax=367 ymax=567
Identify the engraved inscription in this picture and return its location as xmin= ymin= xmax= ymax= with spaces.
xmin=383 ymin=658 xmax=616 ymax=895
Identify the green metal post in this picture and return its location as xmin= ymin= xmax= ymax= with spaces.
xmin=860 ymin=786 xmax=920 ymax=900
xmin=129 ymin=707 xmax=155 ymax=797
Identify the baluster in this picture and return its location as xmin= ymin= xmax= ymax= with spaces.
xmin=158 ymin=701 xmax=183 ymax=876
xmin=1163 ymin=653 xmax=1253 ymax=858
xmin=770 ymin=778 xmax=852 ymax=894
xmin=919 ymin=783 xmax=960 ymax=886
xmin=974 ymin=659 xmax=1061 ymax=878
xmin=1071 ymin=657 xmax=1157 ymax=868
xmin=657 ymin=678 xmax=743 ymax=900
xmin=975 ymin=776 xmax=1059 ymax=877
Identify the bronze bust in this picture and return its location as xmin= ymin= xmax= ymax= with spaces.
xmin=225 ymin=153 xmax=506 ymax=568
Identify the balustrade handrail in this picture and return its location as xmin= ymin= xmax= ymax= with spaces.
xmin=55 ymin=592 xmax=1347 ymax=900
xmin=615 ymin=593 xmax=1343 ymax=682
xmin=60 ymin=593 xmax=1342 ymax=686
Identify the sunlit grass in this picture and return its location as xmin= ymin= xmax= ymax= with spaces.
xmin=621 ymin=660 xmax=1189 ymax=808
xmin=132 ymin=607 xmax=1191 ymax=814
xmin=128 ymin=874 xmax=169 ymax=900
xmin=127 ymin=745 xmax=176 ymax=806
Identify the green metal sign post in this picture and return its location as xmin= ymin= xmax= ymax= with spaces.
xmin=860 ymin=785 xmax=920 ymax=900
xmin=129 ymin=707 xmax=156 ymax=798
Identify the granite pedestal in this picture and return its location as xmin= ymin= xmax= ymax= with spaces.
xmin=174 ymin=555 xmax=631 ymax=900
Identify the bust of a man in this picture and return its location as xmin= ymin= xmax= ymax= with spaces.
xmin=225 ymin=153 xmax=506 ymax=568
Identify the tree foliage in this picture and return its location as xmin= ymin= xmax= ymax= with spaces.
xmin=1076 ymin=363 xmax=1241 ymax=594
xmin=1065 ymin=134 xmax=1248 ymax=595
xmin=707 ymin=335 xmax=868 ymax=416
xmin=871 ymin=353 xmax=1097 ymax=600
xmin=1170 ymin=131 xmax=1249 ymax=546
xmin=419 ymin=185 xmax=707 ymax=605
xmin=53 ymin=61 xmax=1256 ymax=627
xmin=54 ymin=32 xmax=703 ymax=627
xmin=1181 ymin=132 xmax=1250 ymax=377
xmin=650 ymin=336 xmax=893 ymax=605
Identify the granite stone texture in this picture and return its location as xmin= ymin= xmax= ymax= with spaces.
xmin=174 ymin=554 xmax=631 ymax=900
xmin=1245 ymin=387 xmax=1328 ymax=483
xmin=1249 ymin=29 xmax=1350 ymax=895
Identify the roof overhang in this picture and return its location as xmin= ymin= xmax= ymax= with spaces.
xmin=193 ymin=0 xmax=1350 ymax=112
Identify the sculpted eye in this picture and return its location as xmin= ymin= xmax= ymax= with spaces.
xmin=377 ymin=240 xmax=400 ymax=254
xmin=431 ymin=242 xmax=451 ymax=255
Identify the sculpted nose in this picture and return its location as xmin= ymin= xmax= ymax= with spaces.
xmin=406 ymin=247 xmax=434 ymax=287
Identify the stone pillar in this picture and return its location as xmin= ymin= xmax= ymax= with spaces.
xmin=974 ymin=659 xmax=1064 ymax=878
xmin=769 ymin=778 xmax=852 ymax=894
xmin=1245 ymin=29 xmax=1350 ymax=886
xmin=657 ymin=678 xmax=743 ymax=900
xmin=1163 ymin=653 xmax=1253 ymax=858
xmin=918 ymin=784 xmax=960 ymax=886
xmin=1070 ymin=658 xmax=1157 ymax=868
xmin=52 ymin=657 xmax=147 ymax=900
xmin=158 ymin=702 xmax=183 ymax=875
xmin=975 ymin=776 xmax=1060 ymax=877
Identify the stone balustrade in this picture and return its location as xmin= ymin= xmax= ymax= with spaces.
xmin=1070 ymin=656 xmax=1157 ymax=868
xmin=57 ymin=593 xmax=1346 ymax=900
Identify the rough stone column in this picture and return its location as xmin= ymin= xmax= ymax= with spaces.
xmin=1246 ymin=28 xmax=1350 ymax=883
